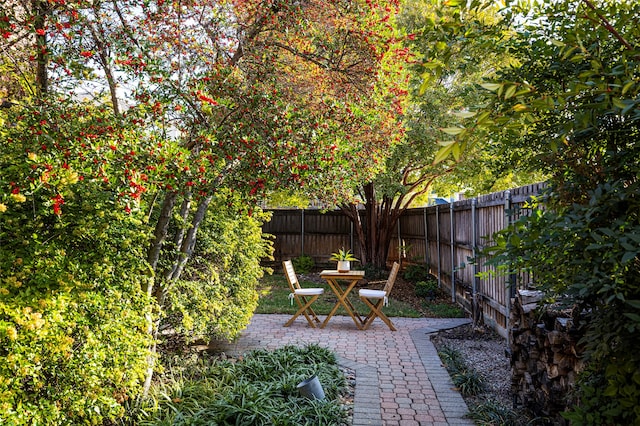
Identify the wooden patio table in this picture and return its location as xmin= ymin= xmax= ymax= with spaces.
xmin=319 ymin=269 xmax=366 ymax=329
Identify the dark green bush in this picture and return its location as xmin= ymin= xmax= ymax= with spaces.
xmin=292 ymin=254 xmax=315 ymax=274
xmin=403 ymin=263 xmax=432 ymax=283
xmin=362 ymin=263 xmax=388 ymax=280
xmin=415 ymin=279 xmax=439 ymax=300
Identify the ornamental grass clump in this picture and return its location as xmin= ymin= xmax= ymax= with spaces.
xmin=438 ymin=345 xmax=485 ymax=396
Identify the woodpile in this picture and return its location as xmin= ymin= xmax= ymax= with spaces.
xmin=509 ymin=290 xmax=584 ymax=422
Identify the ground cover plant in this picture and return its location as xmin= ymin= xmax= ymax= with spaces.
xmin=130 ymin=344 xmax=349 ymax=426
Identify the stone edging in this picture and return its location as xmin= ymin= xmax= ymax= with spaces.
xmin=411 ymin=321 xmax=474 ymax=425
xmin=338 ymin=357 xmax=382 ymax=426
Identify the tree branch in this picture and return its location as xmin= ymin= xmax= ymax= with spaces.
xmin=581 ymin=0 xmax=635 ymax=51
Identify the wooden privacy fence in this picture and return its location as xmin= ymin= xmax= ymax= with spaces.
xmin=263 ymin=182 xmax=546 ymax=338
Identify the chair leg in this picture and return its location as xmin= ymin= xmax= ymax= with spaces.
xmin=361 ymin=298 xmax=396 ymax=331
xmin=285 ymin=295 xmax=320 ymax=327
xmin=305 ymin=304 xmax=322 ymax=324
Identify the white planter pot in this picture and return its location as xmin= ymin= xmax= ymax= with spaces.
xmin=337 ymin=260 xmax=350 ymax=273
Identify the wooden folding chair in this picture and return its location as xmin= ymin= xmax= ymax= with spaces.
xmin=358 ymin=262 xmax=400 ymax=331
xmin=283 ymin=260 xmax=324 ymax=328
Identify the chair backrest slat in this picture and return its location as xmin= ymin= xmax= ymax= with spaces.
xmin=283 ymin=260 xmax=300 ymax=291
xmin=384 ymin=262 xmax=400 ymax=294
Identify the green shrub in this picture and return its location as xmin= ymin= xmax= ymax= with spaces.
xmin=491 ymin=180 xmax=640 ymax=424
xmin=0 ymin=190 xmax=153 ymax=425
xmin=292 ymin=254 xmax=315 ymax=274
xmin=164 ymin=191 xmax=272 ymax=342
xmin=362 ymin=263 xmax=388 ymax=280
xmin=452 ymin=368 xmax=485 ymax=396
xmin=403 ymin=263 xmax=431 ymax=283
xmin=415 ymin=279 xmax=439 ymax=300
xmin=0 ymin=102 xmax=154 ymax=425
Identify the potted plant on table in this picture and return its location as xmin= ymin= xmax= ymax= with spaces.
xmin=330 ymin=248 xmax=358 ymax=273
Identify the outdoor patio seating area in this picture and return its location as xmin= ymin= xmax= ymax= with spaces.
xmin=215 ymin=313 xmax=474 ymax=425
xmin=284 ymin=260 xmax=402 ymax=331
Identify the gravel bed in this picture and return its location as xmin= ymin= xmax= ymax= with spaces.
xmin=431 ymin=324 xmax=513 ymax=408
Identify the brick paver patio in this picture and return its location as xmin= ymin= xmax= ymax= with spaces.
xmin=214 ymin=314 xmax=474 ymax=425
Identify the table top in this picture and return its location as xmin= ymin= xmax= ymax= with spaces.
xmin=320 ymin=270 xmax=365 ymax=278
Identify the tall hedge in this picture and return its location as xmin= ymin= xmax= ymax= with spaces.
xmin=0 ymin=184 xmax=153 ymax=425
xmin=163 ymin=191 xmax=272 ymax=342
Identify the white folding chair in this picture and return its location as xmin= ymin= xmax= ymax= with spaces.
xmin=359 ymin=262 xmax=400 ymax=331
xmin=283 ymin=260 xmax=324 ymax=328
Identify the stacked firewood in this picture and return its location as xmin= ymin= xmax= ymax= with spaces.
xmin=509 ymin=290 xmax=583 ymax=422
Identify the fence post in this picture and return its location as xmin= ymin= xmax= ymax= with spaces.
xmin=472 ymin=198 xmax=478 ymax=323
xmin=301 ymin=209 xmax=305 ymax=256
xmin=423 ymin=207 xmax=429 ymax=265
xmin=350 ymin=220 xmax=354 ymax=254
xmin=450 ymin=200 xmax=455 ymax=303
xmin=397 ymin=216 xmax=402 ymax=267
xmin=505 ymin=190 xmax=513 ymax=344
xmin=436 ymin=205 xmax=442 ymax=289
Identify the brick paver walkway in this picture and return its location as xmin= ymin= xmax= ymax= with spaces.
xmin=214 ymin=314 xmax=474 ymax=425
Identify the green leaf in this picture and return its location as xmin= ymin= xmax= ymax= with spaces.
xmin=621 ymin=81 xmax=635 ymax=95
xmin=623 ymin=313 xmax=640 ymax=322
xmin=504 ymin=85 xmax=517 ymax=100
xmin=440 ymin=127 xmax=465 ymax=135
xmin=479 ymin=83 xmax=502 ymax=92
xmin=612 ymin=98 xmax=627 ymax=110
xmin=621 ymin=251 xmax=637 ymax=263
xmin=452 ymin=143 xmax=461 ymax=161
xmin=433 ymin=143 xmax=456 ymax=164
xmin=475 ymin=111 xmax=491 ymax=124
xmin=452 ymin=111 xmax=477 ymax=119
xmin=419 ymin=76 xmax=432 ymax=95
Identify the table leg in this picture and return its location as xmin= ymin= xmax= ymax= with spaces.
xmin=321 ymin=278 xmax=363 ymax=329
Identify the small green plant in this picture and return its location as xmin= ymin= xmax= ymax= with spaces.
xmin=467 ymin=398 xmax=519 ymax=425
xmin=438 ymin=346 xmax=466 ymax=371
xmin=453 ymin=368 xmax=485 ymax=396
xmin=292 ymin=254 xmax=315 ymax=273
xmin=415 ymin=279 xmax=439 ymax=300
xmin=438 ymin=345 xmax=485 ymax=396
xmin=403 ymin=263 xmax=431 ymax=282
xmin=329 ymin=248 xmax=358 ymax=261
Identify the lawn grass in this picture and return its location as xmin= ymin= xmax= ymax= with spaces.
xmin=423 ymin=301 xmax=466 ymax=318
xmin=255 ymin=273 xmax=422 ymax=318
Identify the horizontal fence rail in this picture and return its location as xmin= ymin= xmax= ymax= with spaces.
xmin=263 ymin=182 xmax=546 ymax=338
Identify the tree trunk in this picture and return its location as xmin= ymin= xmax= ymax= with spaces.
xmin=340 ymin=183 xmax=402 ymax=271
xmin=33 ymin=0 xmax=48 ymax=95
